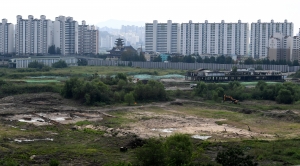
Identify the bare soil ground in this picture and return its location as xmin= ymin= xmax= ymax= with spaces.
xmin=1 ymin=92 xmax=292 ymax=142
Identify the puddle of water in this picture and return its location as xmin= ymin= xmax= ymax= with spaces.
xmin=52 ymin=117 xmax=66 ymax=121
xmin=152 ymin=128 xmax=176 ymax=133
xmin=191 ymin=135 xmax=211 ymax=140
xmin=14 ymin=138 xmax=53 ymax=143
xmin=19 ymin=118 xmax=45 ymax=123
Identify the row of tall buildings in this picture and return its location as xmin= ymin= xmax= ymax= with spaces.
xmin=145 ymin=20 xmax=297 ymax=62
xmin=1 ymin=15 xmax=99 ymax=55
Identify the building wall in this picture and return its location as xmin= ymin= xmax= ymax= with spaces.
xmin=181 ymin=20 xmax=249 ymax=56
xmin=15 ymin=15 xmax=53 ymax=55
xmin=250 ymin=19 xmax=293 ymax=59
xmin=54 ymin=16 xmax=78 ymax=55
xmin=292 ymin=36 xmax=299 ymax=62
xmin=0 ymin=19 xmax=14 ymax=54
xmin=88 ymin=60 xmax=300 ymax=72
xmin=145 ymin=20 xmax=180 ymax=54
xmin=13 ymin=57 xmax=78 ymax=68
xmin=78 ymin=21 xmax=99 ymax=54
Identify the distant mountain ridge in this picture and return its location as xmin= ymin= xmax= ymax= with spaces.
xmin=96 ymin=19 xmax=145 ymax=29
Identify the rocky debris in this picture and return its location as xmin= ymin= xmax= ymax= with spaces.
xmin=30 ymin=155 xmax=36 ymax=160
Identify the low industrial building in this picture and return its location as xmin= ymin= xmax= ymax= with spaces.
xmin=9 ymin=56 xmax=78 ymax=68
xmin=186 ymin=68 xmax=284 ymax=82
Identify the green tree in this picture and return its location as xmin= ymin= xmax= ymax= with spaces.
xmin=28 ymin=61 xmax=45 ymax=69
xmin=183 ymin=55 xmax=195 ymax=63
xmin=165 ymin=134 xmax=193 ymax=166
xmin=209 ymin=56 xmax=215 ymax=63
xmin=293 ymin=60 xmax=299 ymax=66
xmin=48 ymin=45 xmax=56 ymax=54
xmin=52 ymin=60 xmax=68 ymax=68
xmin=124 ymin=92 xmax=135 ymax=105
xmin=204 ymin=57 xmax=210 ymax=63
xmin=225 ymin=56 xmax=234 ymax=64
xmin=153 ymin=55 xmax=162 ymax=62
xmin=244 ymin=57 xmax=255 ymax=64
xmin=276 ymin=89 xmax=293 ymax=104
xmin=56 ymin=47 xmax=61 ymax=54
xmin=231 ymin=66 xmax=238 ymax=73
xmin=78 ymin=59 xmax=88 ymax=66
xmin=216 ymin=55 xmax=226 ymax=64
xmin=196 ymin=56 xmax=203 ymax=63
xmin=135 ymin=139 xmax=165 ymax=166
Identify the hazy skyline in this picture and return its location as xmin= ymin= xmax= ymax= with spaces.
xmin=2 ymin=0 xmax=300 ymax=34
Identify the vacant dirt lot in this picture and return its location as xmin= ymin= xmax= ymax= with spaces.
xmin=1 ymin=92 xmax=290 ymax=142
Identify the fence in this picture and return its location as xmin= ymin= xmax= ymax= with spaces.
xmin=87 ymin=59 xmax=300 ymax=73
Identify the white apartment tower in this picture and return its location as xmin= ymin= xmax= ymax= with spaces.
xmin=0 ymin=19 xmax=14 ymax=54
xmin=181 ymin=20 xmax=249 ymax=56
xmin=145 ymin=20 xmax=181 ymax=54
xmin=292 ymin=35 xmax=300 ymax=63
xmin=250 ymin=19 xmax=293 ymax=59
xmin=78 ymin=20 xmax=99 ymax=54
xmin=53 ymin=16 xmax=78 ymax=55
xmin=15 ymin=15 xmax=53 ymax=55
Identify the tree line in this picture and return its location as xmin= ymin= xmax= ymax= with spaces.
xmin=194 ymin=80 xmax=300 ymax=104
xmin=243 ymin=57 xmax=299 ymax=66
xmin=60 ymin=73 xmax=167 ymax=105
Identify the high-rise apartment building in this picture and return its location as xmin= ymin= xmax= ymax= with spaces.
xmin=0 ymin=19 xmax=14 ymax=54
xmin=145 ymin=20 xmax=181 ymax=54
xmin=15 ymin=15 xmax=53 ymax=55
xmin=78 ymin=20 xmax=99 ymax=54
xmin=53 ymin=16 xmax=78 ymax=55
xmin=292 ymin=36 xmax=299 ymax=62
xmin=181 ymin=20 xmax=249 ymax=56
xmin=250 ymin=19 xmax=293 ymax=59
xmin=268 ymin=33 xmax=292 ymax=61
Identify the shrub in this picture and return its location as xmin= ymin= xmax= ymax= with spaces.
xmin=135 ymin=139 xmax=165 ymax=166
xmin=276 ymin=89 xmax=293 ymax=104
xmin=49 ymin=159 xmax=60 ymax=166
xmin=28 ymin=61 xmax=45 ymax=69
xmin=52 ymin=60 xmax=67 ymax=68
xmin=164 ymin=134 xmax=193 ymax=165
xmin=216 ymin=147 xmax=258 ymax=166
xmin=124 ymin=92 xmax=135 ymax=106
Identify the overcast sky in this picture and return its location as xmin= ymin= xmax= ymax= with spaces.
xmin=2 ymin=0 xmax=300 ymax=34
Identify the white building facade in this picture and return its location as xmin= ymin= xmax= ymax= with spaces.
xmin=78 ymin=20 xmax=99 ymax=54
xmin=292 ymin=35 xmax=300 ymax=63
xmin=11 ymin=56 xmax=78 ymax=68
xmin=145 ymin=20 xmax=181 ymax=54
xmin=250 ymin=19 xmax=293 ymax=59
xmin=15 ymin=15 xmax=53 ymax=55
xmin=53 ymin=16 xmax=78 ymax=55
xmin=0 ymin=19 xmax=14 ymax=54
xmin=181 ymin=20 xmax=249 ymax=56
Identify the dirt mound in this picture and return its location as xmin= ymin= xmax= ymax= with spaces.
xmin=0 ymin=93 xmax=63 ymax=105
xmin=263 ymin=110 xmax=300 ymax=122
